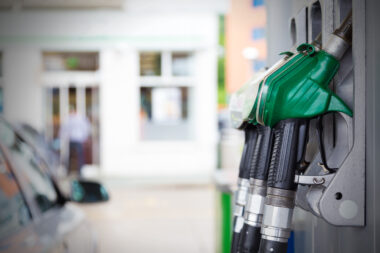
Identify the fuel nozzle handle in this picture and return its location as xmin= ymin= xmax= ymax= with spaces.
xmin=232 ymin=124 xmax=259 ymax=253
xmin=258 ymin=119 xmax=308 ymax=253
xmin=239 ymin=125 xmax=258 ymax=180
xmin=267 ymin=119 xmax=308 ymax=190
xmin=250 ymin=126 xmax=273 ymax=181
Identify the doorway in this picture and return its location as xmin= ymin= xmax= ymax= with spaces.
xmin=45 ymin=86 xmax=100 ymax=168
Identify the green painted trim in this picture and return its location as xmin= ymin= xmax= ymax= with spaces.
xmin=221 ymin=191 xmax=232 ymax=253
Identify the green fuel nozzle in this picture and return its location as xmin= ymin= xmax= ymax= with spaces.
xmin=229 ymin=11 xmax=353 ymax=129
xmin=255 ymin=41 xmax=352 ymax=127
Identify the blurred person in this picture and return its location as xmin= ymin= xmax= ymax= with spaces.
xmin=61 ymin=106 xmax=91 ymax=176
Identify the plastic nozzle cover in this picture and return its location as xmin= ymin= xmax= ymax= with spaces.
xmin=256 ymin=44 xmax=352 ymax=127
xmin=229 ymin=73 xmax=265 ymax=129
xmin=229 ymin=58 xmax=287 ymax=129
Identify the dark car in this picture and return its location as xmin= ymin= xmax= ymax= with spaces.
xmin=0 ymin=117 xmax=108 ymax=253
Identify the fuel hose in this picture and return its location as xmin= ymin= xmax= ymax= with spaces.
xmin=231 ymin=124 xmax=258 ymax=253
xmin=238 ymin=125 xmax=272 ymax=253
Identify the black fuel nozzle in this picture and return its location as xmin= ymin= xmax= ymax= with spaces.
xmin=237 ymin=125 xmax=272 ymax=253
xmin=231 ymin=124 xmax=258 ymax=253
xmin=258 ymin=118 xmax=308 ymax=253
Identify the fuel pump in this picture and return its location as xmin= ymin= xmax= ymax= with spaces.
xmin=256 ymin=12 xmax=352 ymax=253
xmin=236 ymin=34 xmax=323 ymax=253
xmin=229 ymin=10 xmax=352 ymax=253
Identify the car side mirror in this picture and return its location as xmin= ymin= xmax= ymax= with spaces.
xmin=71 ymin=180 xmax=109 ymax=203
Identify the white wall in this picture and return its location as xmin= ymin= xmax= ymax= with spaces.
xmin=3 ymin=47 xmax=44 ymax=130
xmin=0 ymin=0 xmax=226 ymax=181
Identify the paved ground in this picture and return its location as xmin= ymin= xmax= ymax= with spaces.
xmin=79 ymin=182 xmax=216 ymax=253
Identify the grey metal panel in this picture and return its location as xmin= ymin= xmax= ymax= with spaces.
xmin=294 ymin=7 xmax=308 ymax=44
xmin=308 ymin=1 xmax=322 ymax=42
xmin=318 ymin=0 xmax=365 ymax=227
xmin=265 ymin=0 xmax=293 ymax=65
xmin=363 ymin=0 xmax=380 ymax=251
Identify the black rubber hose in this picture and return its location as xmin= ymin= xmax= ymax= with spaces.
xmin=232 ymin=125 xmax=259 ymax=253
xmin=238 ymin=223 xmax=261 ymax=253
xmin=258 ymin=239 xmax=288 ymax=253
xmin=237 ymin=126 xmax=272 ymax=253
xmin=231 ymin=231 xmax=241 ymax=253
xmin=231 ymin=216 xmax=243 ymax=253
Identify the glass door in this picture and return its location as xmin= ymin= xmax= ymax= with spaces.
xmin=45 ymin=86 xmax=100 ymax=169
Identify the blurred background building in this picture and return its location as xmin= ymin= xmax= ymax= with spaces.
xmin=226 ymin=0 xmax=267 ymax=93
xmin=0 ymin=1 xmax=271 ymax=252
xmin=0 ymin=0 xmax=273 ymax=182
xmin=0 ymin=0 xmax=229 ymax=181
xmin=217 ymin=0 xmax=269 ymax=174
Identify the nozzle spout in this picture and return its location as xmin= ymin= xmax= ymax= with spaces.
xmin=334 ymin=10 xmax=352 ymax=44
xmin=324 ymin=10 xmax=352 ymax=60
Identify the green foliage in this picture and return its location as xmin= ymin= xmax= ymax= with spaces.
xmin=219 ymin=15 xmax=225 ymax=46
xmin=65 ymin=57 xmax=79 ymax=69
xmin=218 ymin=15 xmax=227 ymax=107
xmin=218 ymin=57 xmax=226 ymax=105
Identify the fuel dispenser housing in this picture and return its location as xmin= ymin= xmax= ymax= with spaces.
xmin=265 ymin=0 xmax=374 ymax=252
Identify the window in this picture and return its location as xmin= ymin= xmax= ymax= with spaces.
xmin=140 ymin=52 xmax=161 ymax=76
xmin=139 ymin=52 xmax=194 ymax=141
xmin=69 ymin=86 xmax=77 ymax=110
xmin=252 ymin=0 xmax=264 ymax=7
xmin=172 ymin=53 xmax=193 ymax=76
xmin=42 ymin=52 xmax=99 ymax=71
xmin=0 ymin=150 xmax=31 ymax=239
xmin=252 ymin=27 xmax=266 ymax=40
xmin=0 ymin=120 xmax=58 ymax=214
xmin=51 ymin=88 xmax=60 ymax=141
xmin=253 ymin=59 xmax=266 ymax=72
xmin=140 ymin=86 xmax=192 ymax=141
